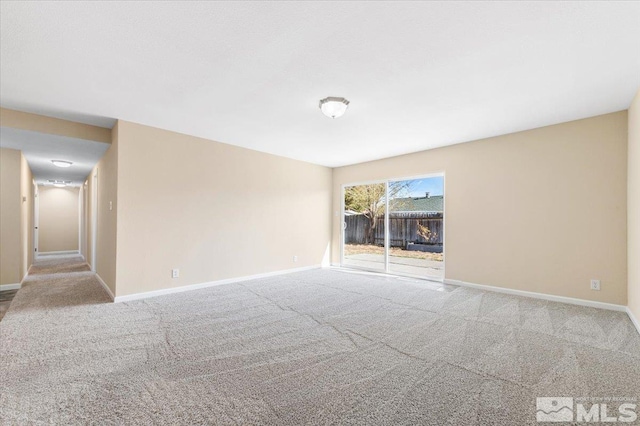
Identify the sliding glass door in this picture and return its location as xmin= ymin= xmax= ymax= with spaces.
xmin=342 ymin=183 xmax=387 ymax=271
xmin=342 ymin=175 xmax=444 ymax=280
xmin=388 ymin=177 xmax=444 ymax=279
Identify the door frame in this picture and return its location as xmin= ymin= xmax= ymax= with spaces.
xmin=33 ymin=184 xmax=39 ymax=258
xmin=90 ymin=169 xmax=98 ymax=272
xmin=340 ymin=172 xmax=446 ymax=281
xmin=78 ymin=183 xmax=83 ymax=258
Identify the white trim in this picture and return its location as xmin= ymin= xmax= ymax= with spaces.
xmin=114 ymin=265 xmax=322 ymax=303
xmin=38 ymin=250 xmax=80 ymax=256
xmin=626 ymin=307 xmax=640 ymax=335
xmin=384 ymin=181 xmax=390 ymax=272
xmin=33 ymin=185 xmax=39 ymax=255
xmin=0 ymin=283 xmax=21 ymax=291
xmin=91 ymin=170 xmax=98 ymax=273
xmin=78 ymin=186 xmax=83 ymax=258
xmin=95 ymin=273 xmax=114 ymax=301
xmin=444 ymin=278 xmax=627 ymax=312
xmin=340 ymin=185 xmax=345 ymax=266
xmin=339 ymin=172 xmax=446 ymax=190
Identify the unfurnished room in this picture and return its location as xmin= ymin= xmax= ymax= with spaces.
xmin=1 ymin=1 xmax=639 ymax=425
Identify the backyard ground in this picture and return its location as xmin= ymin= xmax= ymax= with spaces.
xmin=344 ymin=244 xmax=443 ymax=262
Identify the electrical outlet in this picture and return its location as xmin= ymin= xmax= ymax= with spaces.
xmin=109 ymin=201 xmax=113 ymax=211
xmin=172 ymin=269 xmax=179 ymax=278
xmin=590 ymin=279 xmax=600 ymax=291
xmin=293 ymin=255 xmax=298 ymax=263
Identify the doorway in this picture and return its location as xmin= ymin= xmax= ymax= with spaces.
xmin=33 ymin=184 xmax=39 ymax=257
xmin=341 ymin=174 xmax=444 ymax=280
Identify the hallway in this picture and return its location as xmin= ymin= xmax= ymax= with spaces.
xmin=1 ymin=255 xmax=108 ymax=321
xmin=4 ymin=255 xmax=110 ymax=314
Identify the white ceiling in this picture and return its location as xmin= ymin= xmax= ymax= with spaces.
xmin=1 ymin=2 xmax=639 ymax=167
xmin=0 ymin=127 xmax=110 ymax=187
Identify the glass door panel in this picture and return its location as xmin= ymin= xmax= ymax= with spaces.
xmin=388 ymin=177 xmax=444 ymax=279
xmin=343 ymin=183 xmax=387 ymax=271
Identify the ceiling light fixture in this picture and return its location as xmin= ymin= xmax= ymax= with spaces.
xmin=319 ymin=97 xmax=349 ymax=119
xmin=52 ymin=160 xmax=73 ymax=168
xmin=49 ymin=179 xmax=71 ymax=188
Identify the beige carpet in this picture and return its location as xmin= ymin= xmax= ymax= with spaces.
xmin=1 ymin=256 xmax=639 ymax=425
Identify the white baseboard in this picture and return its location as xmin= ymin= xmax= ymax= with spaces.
xmin=444 ymin=278 xmax=627 ymax=312
xmin=627 ymin=307 xmax=640 ymax=335
xmin=114 ymin=265 xmax=321 ymax=303
xmin=38 ymin=250 xmax=79 ymax=256
xmin=0 ymin=283 xmax=21 ymax=291
xmin=95 ymin=273 xmax=115 ymax=301
xmin=36 ymin=250 xmax=80 ymax=260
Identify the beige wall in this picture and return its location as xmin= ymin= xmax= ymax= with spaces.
xmin=91 ymin=122 xmax=119 ymax=296
xmin=332 ymin=112 xmax=628 ymax=305
xmin=628 ymin=89 xmax=640 ymax=323
xmin=1 ymin=148 xmax=23 ymax=285
xmin=114 ymin=120 xmax=332 ymax=298
xmin=83 ymin=122 xmax=118 ymax=294
xmin=38 ymin=186 xmax=80 ymax=253
xmin=0 ymin=107 xmax=111 ymax=143
xmin=20 ymin=154 xmax=34 ymax=276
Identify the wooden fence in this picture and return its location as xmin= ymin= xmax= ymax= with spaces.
xmin=344 ymin=212 xmax=443 ymax=247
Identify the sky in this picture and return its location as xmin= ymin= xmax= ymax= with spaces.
xmin=401 ymin=176 xmax=444 ymax=197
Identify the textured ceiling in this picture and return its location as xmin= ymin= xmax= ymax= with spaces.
xmin=0 ymin=127 xmax=110 ymax=186
xmin=1 ymin=2 xmax=639 ymax=167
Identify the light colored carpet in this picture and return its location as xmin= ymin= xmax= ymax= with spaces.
xmin=1 ymin=256 xmax=639 ymax=425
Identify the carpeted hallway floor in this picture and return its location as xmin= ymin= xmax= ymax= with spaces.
xmin=1 ymin=256 xmax=639 ymax=425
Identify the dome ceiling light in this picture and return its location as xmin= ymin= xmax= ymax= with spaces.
xmin=52 ymin=160 xmax=73 ymax=168
xmin=319 ymin=97 xmax=349 ymax=119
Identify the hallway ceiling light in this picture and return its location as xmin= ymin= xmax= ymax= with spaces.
xmin=48 ymin=179 xmax=71 ymax=188
xmin=319 ymin=97 xmax=349 ymax=119
xmin=52 ymin=160 xmax=73 ymax=168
